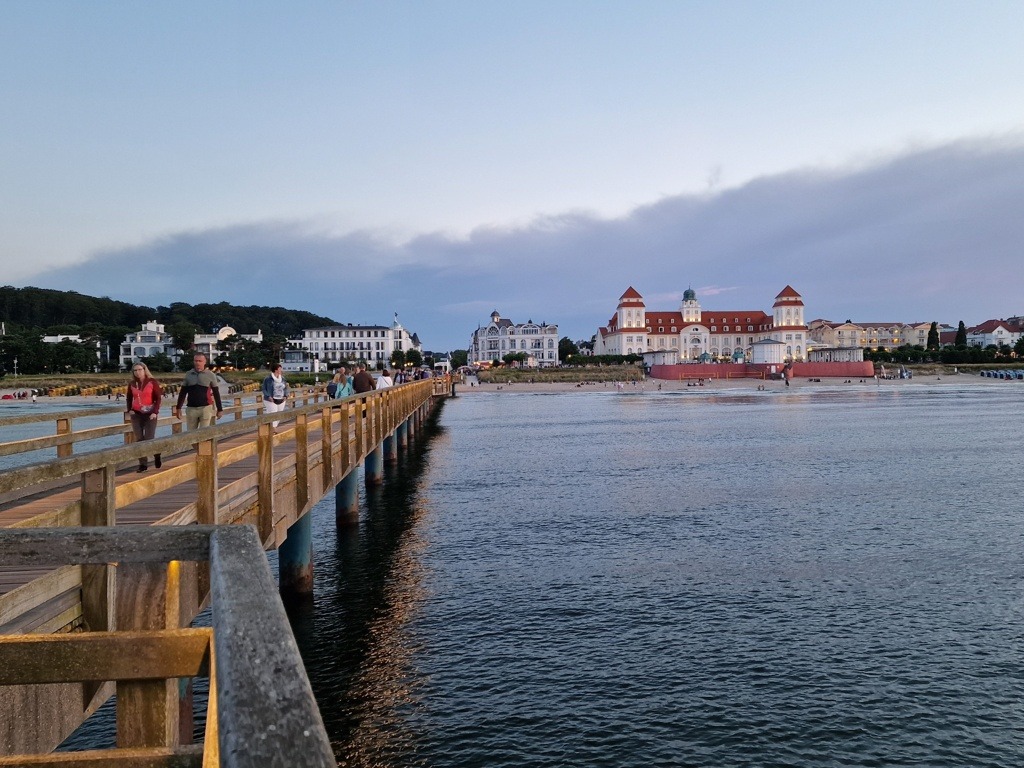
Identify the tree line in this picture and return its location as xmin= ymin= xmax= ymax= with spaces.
xmin=0 ymin=286 xmax=338 ymax=376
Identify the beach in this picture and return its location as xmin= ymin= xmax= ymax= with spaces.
xmin=456 ymin=373 xmax=993 ymax=395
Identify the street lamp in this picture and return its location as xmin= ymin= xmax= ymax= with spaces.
xmin=13 ymin=357 xmax=17 ymax=379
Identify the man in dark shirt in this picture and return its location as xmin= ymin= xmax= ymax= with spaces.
xmin=351 ymin=364 xmax=375 ymax=394
xmin=173 ymin=353 xmax=224 ymax=429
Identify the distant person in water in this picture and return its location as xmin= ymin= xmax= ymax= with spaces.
xmin=261 ymin=363 xmax=290 ymax=428
xmin=127 ymin=362 xmax=162 ymax=472
xmin=173 ymin=353 xmax=223 ymax=430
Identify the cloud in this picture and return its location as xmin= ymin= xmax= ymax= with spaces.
xmin=21 ymin=135 xmax=1024 ymax=348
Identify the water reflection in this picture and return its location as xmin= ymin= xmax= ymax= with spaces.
xmin=295 ymin=408 xmax=446 ymax=767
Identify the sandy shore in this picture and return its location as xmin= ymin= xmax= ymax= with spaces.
xmin=456 ymin=373 xmax=1003 ymax=395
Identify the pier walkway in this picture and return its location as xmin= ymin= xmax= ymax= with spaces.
xmin=0 ymin=378 xmax=450 ymax=765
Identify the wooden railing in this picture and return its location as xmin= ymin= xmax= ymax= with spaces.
xmin=0 ymin=386 xmax=328 ymax=461
xmin=0 ymin=377 xmax=450 ymax=759
xmin=0 ymin=525 xmax=335 ymax=767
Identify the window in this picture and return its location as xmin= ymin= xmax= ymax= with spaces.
xmin=711 ymin=326 xmax=716 ymax=332
xmin=671 ymin=326 xmax=677 ymax=332
xmin=659 ymin=327 xmax=664 ymax=333
xmin=723 ymin=326 xmax=729 ymax=332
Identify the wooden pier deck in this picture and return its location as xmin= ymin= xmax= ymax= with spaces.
xmin=0 ymin=378 xmax=449 ymax=763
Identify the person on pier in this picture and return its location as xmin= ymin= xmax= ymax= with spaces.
xmin=173 ymin=353 xmax=223 ymax=430
xmin=375 ymin=369 xmax=394 ymax=389
xmin=351 ymin=364 xmax=375 ymax=394
xmin=126 ymin=361 xmax=162 ymax=472
xmin=332 ymin=366 xmax=354 ymax=399
xmin=261 ymin=363 xmax=290 ymax=427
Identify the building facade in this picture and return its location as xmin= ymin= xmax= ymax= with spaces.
xmin=965 ymin=318 xmax=1024 ymax=349
xmin=595 ymin=286 xmax=807 ymax=362
xmin=288 ymin=314 xmax=422 ymax=370
xmin=468 ymin=310 xmax=559 ymax=367
xmin=119 ymin=321 xmax=178 ymax=370
xmin=807 ymin=320 xmax=932 ymax=351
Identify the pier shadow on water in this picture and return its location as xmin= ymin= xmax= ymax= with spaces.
xmin=286 ymin=403 xmax=446 ymax=767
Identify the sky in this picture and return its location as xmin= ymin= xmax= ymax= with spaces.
xmin=2 ymin=1 xmax=1023 ymax=350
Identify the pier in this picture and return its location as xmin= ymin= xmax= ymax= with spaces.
xmin=0 ymin=378 xmax=451 ymax=765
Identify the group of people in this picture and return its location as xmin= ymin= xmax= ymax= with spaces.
xmin=126 ymin=352 xmax=224 ymax=472
xmin=326 ymin=365 xmax=393 ymax=399
xmin=126 ymin=356 xmax=408 ymax=472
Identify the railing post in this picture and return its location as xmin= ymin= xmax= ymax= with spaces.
xmin=57 ymin=417 xmax=72 ymax=459
xmin=114 ymin=561 xmax=181 ymax=749
xmin=196 ymin=437 xmax=218 ymax=607
xmin=81 ymin=466 xmax=116 ymax=634
xmin=340 ymin=401 xmax=352 ymax=479
xmin=233 ymin=395 xmax=243 ymax=420
xmin=354 ymin=398 xmax=364 ymax=462
xmin=123 ymin=412 xmax=133 ymax=446
xmin=321 ymin=406 xmax=334 ymax=491
xmin=257 ymin=423 xmax=274 ymax=546
xmin=295 ymin=412 xmax=309 ymax=514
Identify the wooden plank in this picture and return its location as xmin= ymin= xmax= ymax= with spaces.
xmin=115 ymin=464 xmax=196 ymax=510
xmin=0 ymin=528 xmax=214 ymax=567
xmin=0 ymin=629 xmax=211 ymax=684
xmin=0 ymin=586 xmax=79 ymax=635
xmin=81 ymin=466 xmax=115 ymax=635
xmin=256 ymin=424 xmax=273 ymax=544
xmin=0 ymin=566 xmax=81 ymax=628
xmin=0 ymin=744 xmax=204 ymax=767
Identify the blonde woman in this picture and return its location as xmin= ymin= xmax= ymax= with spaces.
xmin=126 ymin=362 xmax=163 ymax=472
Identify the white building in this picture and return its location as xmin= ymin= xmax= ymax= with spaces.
xmin=119 ymin=322 xmax=262 ymax=370
xmin=191 ymin=326 xmax=263 ymax=363
xmin=42 ymin=334 xmax=103 ymax=366
xmin=289 ymin=314 xmax=423 ymax=370
xmin=468 ymin=311 xmax=560 ymax=367
xmin=119 ymin=321 xmax=178 ymax=370
xmin=966 ymin=318 xmax=1024 ymax=349
xmin=595 ymin=286 xmax=807 ymax=362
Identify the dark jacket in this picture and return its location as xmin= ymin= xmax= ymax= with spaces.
xmin=351 ymin=370 xmax=375 ymax=393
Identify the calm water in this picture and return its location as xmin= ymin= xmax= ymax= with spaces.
xmin=295 ymin=382 xmax=1024 ymax=767
xmin=49 ymin=381 xmax=1024 ymax=764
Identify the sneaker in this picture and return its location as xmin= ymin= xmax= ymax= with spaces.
xmin=154 ymin=454 xmax=162 ymax=469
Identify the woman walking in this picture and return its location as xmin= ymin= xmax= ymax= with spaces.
xmin=261 ymin=363 xmax=290 ymax=428
xmin=333 ymin=367 xmax=354 ymax=399
xmin=126 ymin=362 xmax=162 ymax=472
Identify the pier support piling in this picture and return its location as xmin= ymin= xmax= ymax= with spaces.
xmin=365 ymin=444 xmax=384 ymax=487
xmin=383 ymin=432 xmax=397 ymax=464
xmin=336 ymin=469 xmax=360 ymax=526
xmin=279 ymin=511 xmax=314 ymax=599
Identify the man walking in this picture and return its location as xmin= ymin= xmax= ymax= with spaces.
xmin=351 ymin=364 xmax=375 ymax=394
xmin=173 ymin=353 xmax=224 ymax=429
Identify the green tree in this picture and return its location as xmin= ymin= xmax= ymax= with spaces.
xmin=390 ymin=349 xmax=406 ymax=369
xmin=558 ymin=336 xmax=579 ymax=361
xmin=1015 ymin=336 xmax=1024 ymax=357
xmin=503 ymin=352 xmax=528 ymax=367
xmin=167 ymin=321 xmax=197 ymax=354
xmin=955 ymin=321 xmax=968 ymax=347
xmin=141 ymin=351 xmax=175 ymax=372
xmin=450 ymin=349 xmax=468 ymax=368
xmin=406 ymin=349 xmax=423 ymax=368
xmin=927 ymin=322 xmax=939 ymax=350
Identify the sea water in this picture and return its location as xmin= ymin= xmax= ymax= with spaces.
xmin=53 ymin=381 xmax=1024 ymax=765
xmin=296 ymin=382 xmax=1024 ymax=767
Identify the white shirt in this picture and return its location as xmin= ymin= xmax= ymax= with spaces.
xmin=375 ymin=375 xmax=394 ymax=390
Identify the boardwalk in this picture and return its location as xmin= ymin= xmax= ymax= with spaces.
xmin=0 ymin=378 xmax=449 ymax=762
